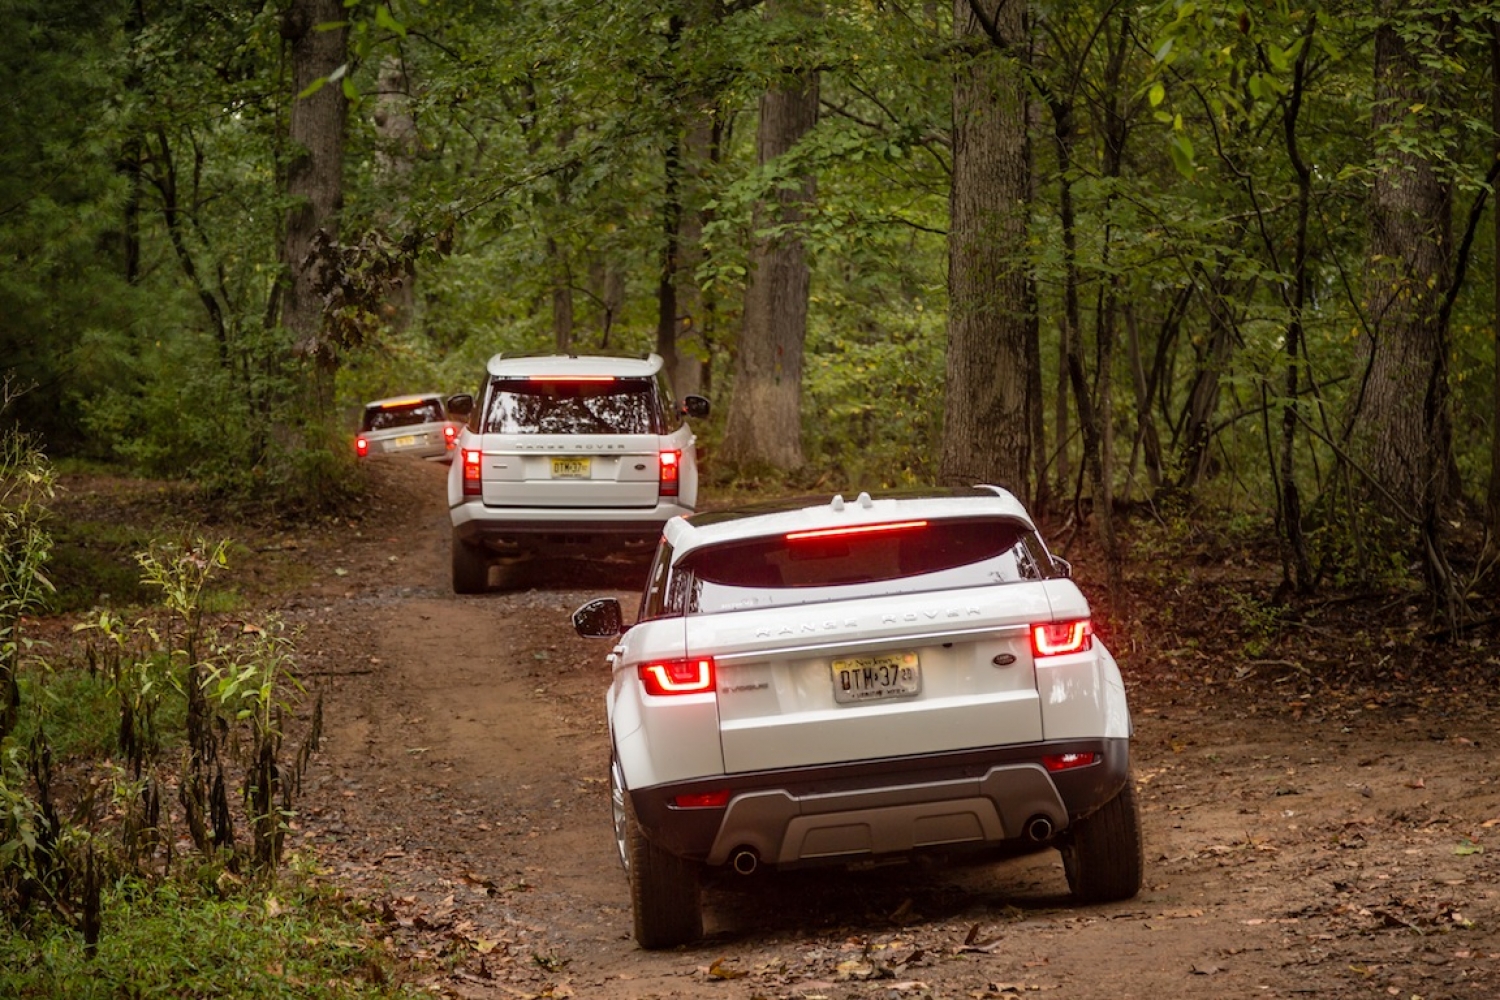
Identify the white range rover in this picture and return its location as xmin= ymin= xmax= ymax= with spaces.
xmin=572 ymin=486 xmax=1142 ymax=948
xmin=446 ymin=353 xmax=709 ymax=593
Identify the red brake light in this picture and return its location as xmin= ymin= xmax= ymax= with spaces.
xmin=659 ymin=450 xmax=681 ymax=497
xmin=355 ymin=436 xmax=369 ymax=458
xmin=461 ymin=448 xmax=482 ymax=496
xmin=671 ymin=789 xmax=731 ymax=809
xmin=1042 ymin=752 xmax=1099 ymax=772
xmin=1032 ymin=620 xmax=1093 ymax=657
xmin=639 ymin=657 xmax=715 ymax=696
xmin=527 ymin=375 xmax=616 ymax=383
xmin=786 ymin=520 xmax=927 ymax=542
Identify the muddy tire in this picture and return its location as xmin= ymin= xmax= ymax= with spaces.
xmin=1061 ymin=777 xmax=1143 ymax=903
xmin=623 ymin=789 xmax=701 ymax=949
xmin=451 ymin=538 xmax=489 ymax=594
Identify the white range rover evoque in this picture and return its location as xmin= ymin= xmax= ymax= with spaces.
xmin=572 ymin=486 xmax=1143 ymax=949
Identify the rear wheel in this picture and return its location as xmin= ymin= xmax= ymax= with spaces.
xmin=623 ymin=785 xmax=701 ymax=949
xmin=451 ymin=538 xmax=489 ymax=594
xmin=1060 ymin=777 xmax=1143 ymax=903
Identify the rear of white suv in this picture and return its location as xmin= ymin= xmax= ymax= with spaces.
xmin=573 ymin=487 xmax=1141 ymax=948
xmin=446 ymin=353 xmax=708 ymax=593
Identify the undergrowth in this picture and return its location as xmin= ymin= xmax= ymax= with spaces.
xmin=1 ymin=427 xmax=434 ymax=999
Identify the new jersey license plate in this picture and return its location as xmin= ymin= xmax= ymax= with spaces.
xmin=832 ymin=652 xmax=921 ymax=703
xmin=551 ymin=457 xmax=590 ymax=478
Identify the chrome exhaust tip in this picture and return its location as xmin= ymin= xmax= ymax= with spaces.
xmin=1025 ymin=816 xmax=1055 ymax=843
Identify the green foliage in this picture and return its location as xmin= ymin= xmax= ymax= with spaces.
xmin=0 ymin=872 xmax=424 ymax=999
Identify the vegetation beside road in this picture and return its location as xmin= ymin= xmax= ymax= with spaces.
xmin=0 ymin=431 xmax=428 ymax=1000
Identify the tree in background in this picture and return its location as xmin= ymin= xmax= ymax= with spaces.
xmin=941 ymin=0 xmax=1036 ymax=504
xmin=719 ymin=0 xmax=822 ymax=473
xmin=278 ymin=0 xmax=352 ymax=422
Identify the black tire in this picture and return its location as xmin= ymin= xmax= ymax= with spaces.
xmin=451 ymin=538 xmax=489 ymax=594
xmin=1060 ymin=777 xmax=1144 ymax=903
xmin=623 ymin=790 xmax=701 ymax=949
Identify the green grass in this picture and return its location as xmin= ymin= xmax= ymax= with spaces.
xmin=0 ymin=871 xmax=433 ymax=999
xmin=14 ymin=667 xmax=125 ymax=761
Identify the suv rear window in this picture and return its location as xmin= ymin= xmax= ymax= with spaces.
xmin=363 ymin=400 xmax=445 ymax=431
xmin=668 ymin=517 xmax=1060 ymax=615
xmin=482 ymin=377 xmax=660 ymax=435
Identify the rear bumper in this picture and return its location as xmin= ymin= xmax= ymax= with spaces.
xmin=450 ymin=499 xmax=690 ymax=553
xmin=628 ymin=737 xmax=1129 ymax=868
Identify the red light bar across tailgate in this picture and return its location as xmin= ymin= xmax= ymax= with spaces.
xmin=786 ymin=520 xmax=927 ymax=542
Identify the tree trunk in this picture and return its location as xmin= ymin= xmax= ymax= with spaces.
xmin=1488 ymin=20 xmax=1500 ymax=530
xmin=279 ymin=0 xmax=348 ymax=420
xmin=719 ymin=0 xmax=819 ymax=473
xmin=373 ymin=56 xmax=418 ymax=333
xmin=1352 ymin=11 xmax=1453 ymax=524
xmin=672 ymin=110 xmax=716 ymax=398
xmin=940 ymin=0 xmax=1034 ymax=502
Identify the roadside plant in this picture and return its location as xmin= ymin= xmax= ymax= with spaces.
xmin=0 ymin=427 xmax=55 ymax=742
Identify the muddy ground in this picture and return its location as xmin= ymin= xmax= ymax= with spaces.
xmin=56 ymin=458 xmax=1500 ymax=999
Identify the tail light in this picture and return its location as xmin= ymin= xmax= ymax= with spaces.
xmin=639 ymin=657 xmax=714 ymax=696
xmin=355 ymin=436 xmax=370 ymax=458
xmin=461 ymin=448 xmax=482 ymax=496
xmin=1043 ymin=752 xmax=1099 ymax=772
xmin=1032 ymin=619 xmax=1092 ymax=657
xmin=671 ymin=789 xmax=731 ymax=809
xmin=443 ymin=424 xmax=459 ymax=450
xmin=658 ymin=449 xmax=681 ymax=497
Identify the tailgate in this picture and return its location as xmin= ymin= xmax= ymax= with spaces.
xmin=479 ymin=434 xmax=659 ymax=508
xmin=693 ymin=587 xmax=1052 ymax=773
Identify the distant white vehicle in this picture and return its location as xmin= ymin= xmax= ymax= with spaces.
xmin=356 ymin=393 xmax=460 ymax=461
xmin=445 ymin=353 xmax=709 ymax=593
xmin=573 ymin=486 xmax=1142 ymax=948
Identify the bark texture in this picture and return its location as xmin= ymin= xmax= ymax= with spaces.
xmin=719 ymin=1 xmax=819 ymax=472
xmin=1353 ymin=11 xmax=1453 ymax=522
xmin=280 ymin=0 xmax=348 ymax=418
xmin=940 ymin=0 xmax=1034 ymax=501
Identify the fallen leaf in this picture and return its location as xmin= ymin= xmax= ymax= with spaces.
xmin=706 ymin=958 xmax=747 ymax=980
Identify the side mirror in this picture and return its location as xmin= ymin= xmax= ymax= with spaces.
xmin=680 ymin=395 xmax=710 ymax=419
xmin=573 ymin=597 xmax=624 ymax=638
xmin=1052 ymin=556 xmax=1073 ymax=579
xmin=446 ymin=393 xmax=474 ymax=418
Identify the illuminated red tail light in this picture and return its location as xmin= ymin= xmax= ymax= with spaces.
xmin=443 ymin=424 xmax=459 ymax=449
xmin=639 ymin=657 xmax=714 ymax=696
xmin=355 ymin=436 xmax=369 ymax=458
xmin=1032 ymin=619 xmax=1093 ymax=657
xmin=461 ymin=448 xmax=482 ymax=496
xmin=658 ymin=450 xmax=681 ymax=497
xmin=1042 ymin=751 xmax=1100 ymax=772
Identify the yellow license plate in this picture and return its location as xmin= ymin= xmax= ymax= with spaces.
xmin=394 ymin=435 xmax=417 ymax=448
xmin=551 ymin=457 xmax=590 ymax=478
xmin=832 ymin=652 xmax=921 ymax=704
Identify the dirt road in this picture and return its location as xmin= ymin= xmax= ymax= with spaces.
xmin=276 ymin=459 xmax=1500 ymax=1000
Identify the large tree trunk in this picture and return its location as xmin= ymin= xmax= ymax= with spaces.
xmin=1352 ymin=12 xmax=1453 ymax=523
xmin=1353 ymin=6 xmax=1457 ymax=618
xmin=719 ymin=0 xmax=819 ymax=473
xmin=279 ymin=0 xmax=348 ymax=420
xmin=940 ymin=0 xmax=1034 ymax=502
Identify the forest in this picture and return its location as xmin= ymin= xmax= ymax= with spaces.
xmin=6 ymin=0 xmax=1500 ymax=627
